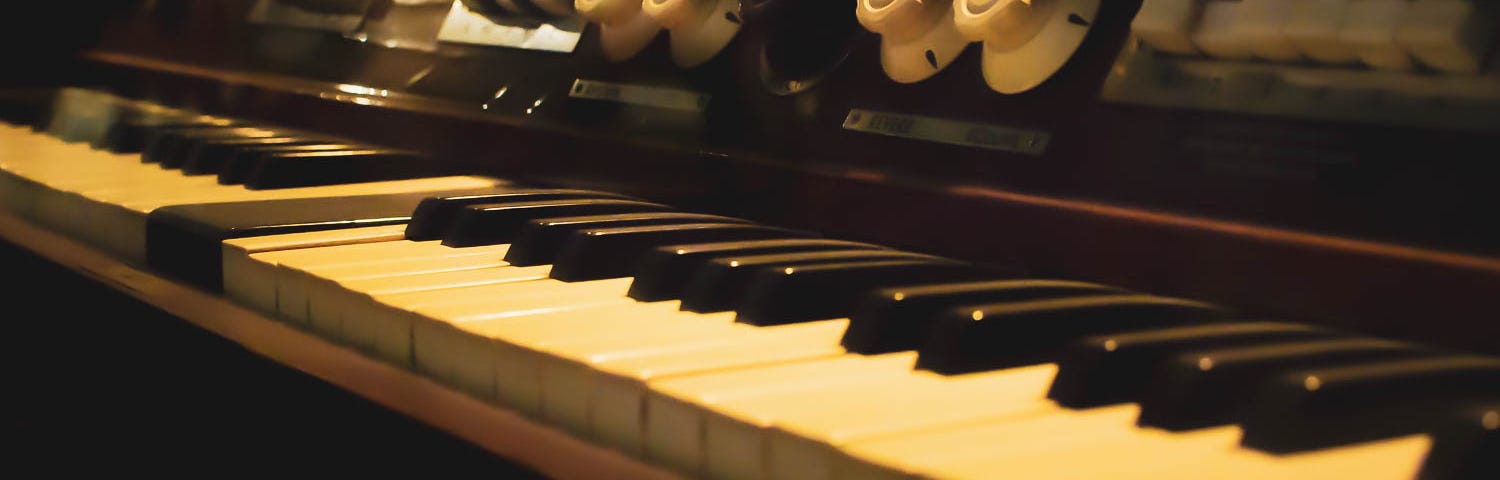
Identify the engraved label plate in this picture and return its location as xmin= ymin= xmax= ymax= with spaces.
xmin=842 ymin=109 xmax=1051 ymax=155
xmin=568 ymin=80 xmax=711 ymax=112
xmin=437 ymin=1 xmax=583 ymax=53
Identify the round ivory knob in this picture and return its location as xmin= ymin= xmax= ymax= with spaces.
xmin=576 ymin=0 xmax=638 ymax=24
xmin=641 ymin=0 xmax=741 ymax=68
xmin=857 ymin=0 xmax=939 ymax=40
xmin=640 ymin=0 xmax=701 ymax=29
xmin=954 ymin=0 xmax=1054 ymax=49
xmin=856 ymin=0 xmax=971 ymax=83
xmin=954 ymin=0 xmax=1098 ymax=94
xmin=576 ymin=0 xmax=662 ymax=61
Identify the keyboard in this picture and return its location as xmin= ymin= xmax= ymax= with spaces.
xmin=2 ymin=87 xmax=1495 ymax=480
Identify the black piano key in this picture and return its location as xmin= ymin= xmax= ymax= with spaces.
xmin=218 ymin=143 xmax=368 ymax=185
xmin=95 ymin=114 xmax=234 ymax=153
xmin=1239 ymin=355 xmax=1500 ymax=453
xmin=161 ymin=127 xmax=316 ymax=171
xmin=734 ymin=259 xmax=1012 ymax=326
xmin=145 ymin=185 xmax=519 ymax=292
xmin=1419 ymin=403 xmax=1500 ymax=480
xmin=914 ymin=295 xmax=1230 ymax=374
xmin=154 ymin=127 xmax=285 ymax=169
xmin=142 ymin=124 xmax=251 ymax=163
xmin=0 ymin=90 xmax=51 ymax=127
xmin=404 ymin=190 xmax=640 ymax=242
xmin=503 ymin=212 xmax=755 ymax=267
xmin=547 ymin=223 xmax=818 ymax=282
xmin=1046 ymin=322 xmax=1340 ymax=409
xmin=79 ymin=111 xmax=144 ymax=149
xmin=24 ymin=101 xmax=55 ymax=133
xmin=181 ymin=136 xmax=328 ymax=175
xmin=677 ymin=249 xmax=944 ymax=314
xmin=1136 ymin=338 xmax=1436 ymax=431
xmin=243 ymin=149 xmax=449 ymax=190
xmin=440 ymin=199 xmax=675 ymax=247
xmin=626 ymin=239 xmax=889 ymax=303
xmin=840 ymin=280 xmax=1130 ymax=355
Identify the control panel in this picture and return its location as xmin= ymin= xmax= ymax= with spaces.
xmin=85 ymin=0 xmax=1500 ymax=259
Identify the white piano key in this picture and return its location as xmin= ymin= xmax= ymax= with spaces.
xmin=834 ymin=400 xmax=1432 ymax=480
xmin=337 ymin=265 xmax=552 ymax=361
xmin=0 ymin=126 xmax=55 ymax=212
xmin=237 ymin=239 xmax=480 ymax=317
xmin=1132 ymin=0 xmax=1205 ymax=55
xmin=899 ymin=428 xmax=1428 ymax=480
xmin=1164 ymin=435 xmax=1432 ymax=480
xmin=647 ymin=353 xmax=920 ymax=470
xmin=699 ymin=366 xmax=1062 ymax=480
xmin=308 ymin=263 xmax=516 ymax=346
xmin=0 ymin=121 xmax=504 ymax=263
xmin=833 ymin=405 xmax=1147 ymax=480
xmin=1398 ymin=0 xmax=1497 ymax=74
xmin=80 ymin=175 xmax=501 ymax=263
xmin=563 ymin=319 xmax=851 ymax=451
xmin=395 ymin=278 xmax=638 ymax=392
xmin=0 ymin=133 xmax=150 ymax=220
xmin=0 ymin=123 xmax=507 ymax=261
xmin=221 ymin=225 xmax=410 ymax=315
xmin=588 ymin=328 xmax=852 ymax=456
xmin=1286 ymin=0 xmax=1362 ymax=64
xmin=300 ymin=252 xmax=512 ymax=338
xmin=536 ymin=316 xmax=795 ymax=434
xmin=762 ymin=365 xmax=1062 ymax=480
xmin=1341 ymin=0 xmax=1417 ymax=70
xmin=274 ymin=243 xmax=508 ymax=325
xmin=424 ymin=300 xmax=700 ymax=410
xmin=350 ymin=274 xmax=596 ymax=366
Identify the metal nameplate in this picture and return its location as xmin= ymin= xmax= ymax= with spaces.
xmin=842 ymin=109 xmax=1051 ymax=155
xmin=568 ymin=80 xmax=710 ymax=113
xmin=437 ymin=1 xmax=583 ymax=53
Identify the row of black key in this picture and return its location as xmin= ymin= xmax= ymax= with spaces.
xmin=11 ymin=89 xmax=1497 ymax=479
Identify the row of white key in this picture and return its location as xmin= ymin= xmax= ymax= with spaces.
xmin=214 ymin=223 xmax=1443 ymax=480
xmin=1133 ymin=0 xmax=1497 ymax=73
xmin=10 ymin=95 xmax=1436 ymax=480
xmin=0 ymin=124 xmax=504 ymax=263
xmin=3 ymin=101 xmax=1449 ymax=479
